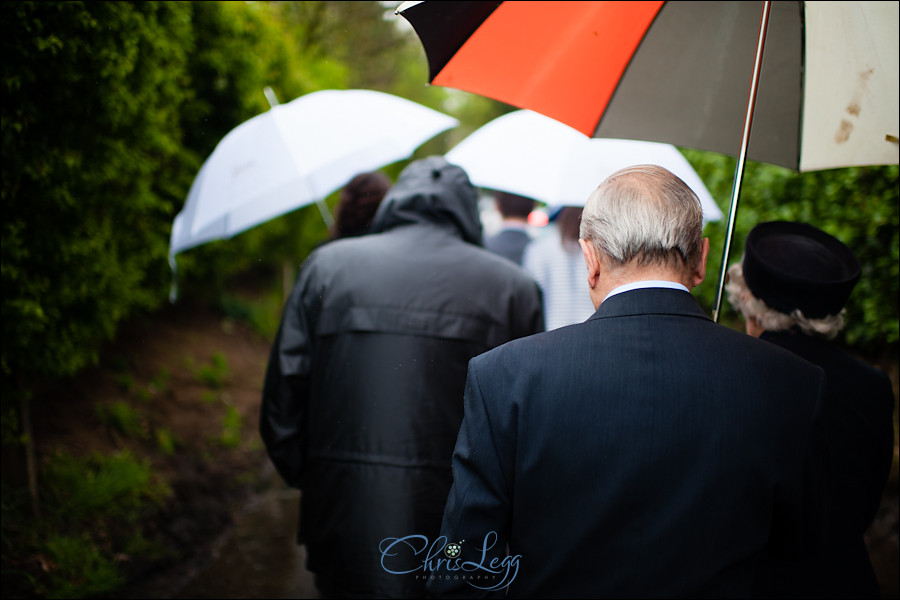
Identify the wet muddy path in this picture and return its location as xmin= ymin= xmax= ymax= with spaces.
xmin=122 ymin=464 xmax=319 ymax=600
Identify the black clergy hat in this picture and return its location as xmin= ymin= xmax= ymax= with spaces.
xmin=742 ymin=221 xmax=860 ymax=319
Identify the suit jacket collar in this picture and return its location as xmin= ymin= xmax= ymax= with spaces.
xmin=590 ymin=287 xmax=712 ymax=322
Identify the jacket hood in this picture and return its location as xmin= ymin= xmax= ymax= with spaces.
xmin=371 ymin=156 xmax=483 ymax=246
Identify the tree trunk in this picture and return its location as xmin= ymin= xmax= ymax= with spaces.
xmin=19 ymin=387 xmax=41 ymax=520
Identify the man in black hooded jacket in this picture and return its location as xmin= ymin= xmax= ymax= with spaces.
xmin=260 ymin=156 xmax=544 ymax=598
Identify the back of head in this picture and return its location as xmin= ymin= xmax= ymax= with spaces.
xmin=579 ymin=164 xmax=704 ymax=272
xmin=370 ymin=156 xmax=483 ymax=246
xmin=742 ymin=221 xmax=860 ymax=318
xmin=726 ymin=221 xmax=860 ymax=337
xmin=333 ymin=171 xmax=392 ymax=239
xmin=555 ymin=206 xmax=583 ymax=249
xmin=494 ymin=191 xmax=535 ymax=220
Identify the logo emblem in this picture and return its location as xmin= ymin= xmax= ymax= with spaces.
xmin=444 ymin=542 xmax=462 ymax=558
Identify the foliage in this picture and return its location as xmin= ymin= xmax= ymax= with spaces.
xmin=41 ymin=533 xmax=126 ymax=599
xmin=0 ymin=0 xmax=498 ymax=394
xmin=154 ymin=427 xmax=177 ymax=456
xmin=218 ymin=404 xmax=243 ymax=449
xmin=41 ymin=449 xmax=170 ymax=523
xmin=1 ymin=0 xmax=343 ymax=387
xmin=95 ymin=400 xmax=145 ymax=439
xmin=192 ymin=351 xmax=230 ymax=389
xmin=168 ymin=0 xmax=331 ymax=300
xmin=219 ymin=285 xmax=285 ymax=339
xmin=2 ymin=1 xmax=194 ymax=380
xmin=685 ymin=149 xmax=899 ymax=354
xmin=149 ymin=367 xmax=171 ymax=393
xmin=1 ymin=449 xmax=172 ymax=598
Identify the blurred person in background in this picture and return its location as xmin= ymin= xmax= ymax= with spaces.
xmin=329 ymin=171 xmax=391 ymax=240
xmin=726 ymin=220 xmax=895 ymax=599
xmin=483 ymin=190 xmax=535 ymax=265
xmin=523 ymin=206 xmax=595 ymax=330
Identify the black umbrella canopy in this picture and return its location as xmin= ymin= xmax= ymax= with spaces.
xmin=398 ymin=0 xmax=502 ymax=82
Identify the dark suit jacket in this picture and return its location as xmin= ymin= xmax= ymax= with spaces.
xmin=485 ymin=228 xmax=532 ymax=266
xmin=426 ymin=288 xmax=828 ymax=599
xmin=752 ymin=330 xmax=895 ymax=598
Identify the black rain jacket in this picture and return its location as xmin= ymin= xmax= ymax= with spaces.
xmin=260 ymin=156 xmax=543 ymax=597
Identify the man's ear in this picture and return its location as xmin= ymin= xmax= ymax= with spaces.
xmin=689 ymin=237 xmax=710 ymax=289
xmin=579 ymin=239 xmax=600 ymax=289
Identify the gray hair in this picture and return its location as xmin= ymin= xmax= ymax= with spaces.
xmin=725 ymin=261 xmax=846 ymax=339
xmin=579 ymin=165 xmax=704 ymax=271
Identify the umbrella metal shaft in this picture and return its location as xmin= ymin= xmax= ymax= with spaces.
xmin=712 ymin=0 xmax=771 ymax=323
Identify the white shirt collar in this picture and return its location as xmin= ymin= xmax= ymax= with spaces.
xmin=604 ymin=280 xmax=690 ymax=302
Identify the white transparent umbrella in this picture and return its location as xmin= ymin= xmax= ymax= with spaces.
xmin=169 ymin=89 xmax=458 ymax=257
xmin=168 ymin=88 xmax=458 ymax=300
xmin=446 ymin=109 xmax=723 ymax=222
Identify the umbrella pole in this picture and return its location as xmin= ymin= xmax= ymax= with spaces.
xmin=712 ymin=0 xmax=771 ymax=323
xmin=263 ymin=87 xmax=334 ymax=305
xmin=168 ymin=250 xmax=179 ymax=303
xmin=313 ymin=197 xmax=336 ymax=230
xmin=264 ymin=87 xmax=335 ymax=230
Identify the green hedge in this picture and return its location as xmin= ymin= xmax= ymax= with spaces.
xmin=0 ymin=1 xmax=337 ymax=385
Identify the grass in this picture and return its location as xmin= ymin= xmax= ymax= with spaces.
xmin=136 ymin=368 xmax=171 ymax=403
xmin=42 ymin=450 xmax=170 ymax=523
xmin=195 ymin=352 xmax=230 ymax=389
xmin=1 ymin=289 xmax=279 ymax=598
xmin=218 ymin=405 xmax=243 ymax=449
xmin=219 ymin=290 xmax=283 ymax=339
xmin=1 ymin=449 xmax=172 ymax=599
xmin=149 ymin=367 xmax=171 ymax=393
xmin=95 ymin=401 xmax=145 ymax=439
xmin=154 ymin=427 xmax=178 ymax=456
xmin=41 ymin=533 xmax=126 ymax=599
xmin=114 ymin=372 xmax=134 ymax=393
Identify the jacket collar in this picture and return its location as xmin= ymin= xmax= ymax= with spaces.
xmin=590 ymin=287 xmax=711 ymax=322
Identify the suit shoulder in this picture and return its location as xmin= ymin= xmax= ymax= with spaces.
xmin=722 ymin=329 xmax=828 ymax=404
xmin=470 ymin=324 xmax=574 ymax=370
